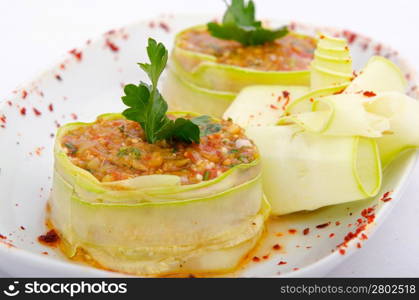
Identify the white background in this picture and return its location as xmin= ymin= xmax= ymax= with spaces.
xmin=1 ymin=0 xmax=418 ymax=277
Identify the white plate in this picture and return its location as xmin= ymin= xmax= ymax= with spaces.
xmin=0 ymin=14 xmax=418 ymax=277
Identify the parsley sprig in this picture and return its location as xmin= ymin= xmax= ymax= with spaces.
xmin=122 ymin=38 xmax=202 ymax=144
xmin=207 ymin=0 xmax=288 ymax=46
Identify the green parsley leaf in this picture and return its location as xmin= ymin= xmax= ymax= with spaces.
xmin=138 ymin=38 xmax=168 ymax=88
xmin=118 ymin=125 xmax=125 ymax=134
xmin=64 ymin=142 xmax=77 ymax=155
xmin=117 ymin=147 xmax=141 ymax=158
xmin=191 ymin=115 xmax=222 ymax=137
xmin=207 ymin=0 xmax=288 ymax=46
xmin=156 ymin=117 xmax=200 ymax=144
xmin=203 ymin=170 xmax=211 ymax=181
xmin=121 ymin=38 xmax=201 ymax=144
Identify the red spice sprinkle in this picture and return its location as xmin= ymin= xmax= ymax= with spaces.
xmin=148 ymin=21 xmax=155 ymax=28
xmin=38 ymin=229 xmax=60 ymax=246
xmin=7 ymin=101 xmax=12 ymax=106
xmin=335 ymin=221 xmax=341 ymax=226
xmin=282 ymin=90 xmax=290 ymax=98
xmin=374 ymin=44 xmax=382 ymax=55
xmin=70 ymin=113 xmax=78 ymax=120
xmin=293 ymin=268 xmax=299 ymax=271
xmin=380 ymin=191 xmax=393 ymax=202
xmin=20 ymin=226 xmax=25 ymax=230
xmin=20 ymin=107 xmax=27 ymax=116
xmin=60 ymin=64 xmax=66 ymax=70
xmin=69 ymin=49 xmax=82 ymax=61
xmin=282 ymin=97 xmax=290 ymax=111
xmin=363 ymin=91 xmax=376 ymax=97
xmin=329 ymin=233 xmax=335 ymax=238
xmin=342 ymin=30 xmax=357 ymax=44
xmin=275 ymin=233 xmax=284 ymax=237
xmin=48 ymin=104 xmax=54 ymax=112
xmin=0 ymin=234 xmax=6 ymax=239
xmin=35 ymin=147 xmax=44 ymax=156
xmin=316 ymin=222 xmax=331 ymax=229
xmin=361 ymin=207 xmax=376 ymax=224
xmin=270 ymin=104 xmax=278 ymax=110
xmin=0 ymin=115 xmax=6 ymax=124
xmin=42 ymin=251 xmax=49 ymax=255
xmin=159 ymin=21 xmax=170 ymax=32
xmin=22 ymin=90 xmax=28 ymax=99
xmin=337 ymin=207 xmax=375 ymax=250
xmin=33 ymin=108 xmax=42 ymax=116
xmin=339 ymin=249 xmax=346 ymax=255
xmin=357 ymin=242 xmax=362 ymax=249
xmin=277 ymin=261 xmax=287 ymax=265
xmin=319 ymin=35 xmax=325 ymax=39
xmin=262 ymin=255 xmax=269 ymax=260
xmin=362 ymin=42 xmax=369 ymax=51
xmin=303 ymin=228 xmax=310 ymax=235
xmin=277 ymin=96 xmax=282 ymax=102
xmin=55 ymin=74 xmax=62 ymax=81
xmin=105 ymin=39 xmax=119 ymax=52
xmin=252 ymin=256 xmax=261 ymax=262
xmin=272 ymin=244 xmax=282 ymax=250
xmin=381 ymin=191 xmax=392 ymax=199
xmin=288 ymin=229 xmax=297 ymax=234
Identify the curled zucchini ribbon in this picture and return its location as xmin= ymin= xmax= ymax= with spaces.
xmin=163 ymin=25 xmax=314 ymax=117
xmin=51 ymin=113 xmax=268 ymax=275
xmin=225 ymin=35 xmax=419 ymax=215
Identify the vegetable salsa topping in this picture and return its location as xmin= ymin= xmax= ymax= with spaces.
xmin=61 ymin=116 xmax=258 ymax=185
xmin=178 ymin=28 xmax=316 ymax=71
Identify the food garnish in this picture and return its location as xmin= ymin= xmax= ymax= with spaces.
xmin=207 ymin=0 xmax=288 ymax=46
xmin=122 ymin=38 xmax=220 ymax=144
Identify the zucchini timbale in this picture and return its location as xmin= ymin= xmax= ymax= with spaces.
xmin=163 ymin=0 xmax=316 ymax=117
xmin=50 ymin=39 xmax=268 ymax=276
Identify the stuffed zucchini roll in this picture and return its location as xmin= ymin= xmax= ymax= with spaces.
xmin=49 ymin=39 xmax=267 ymax=276
xmin=163 ymin=0 xmax=316 ymax=117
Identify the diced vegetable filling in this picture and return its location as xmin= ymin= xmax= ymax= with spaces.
xmin=178 ymin=28 xmax=316 ymax=71
xmin=61 ymin=116 xmax=258 ymax=184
